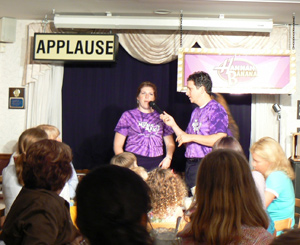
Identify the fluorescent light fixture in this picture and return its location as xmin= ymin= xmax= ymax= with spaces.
xmin=54 ymin=14 xmax=273 ymax=32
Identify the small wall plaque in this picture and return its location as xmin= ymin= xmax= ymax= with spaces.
xmin=9 ymin=88 xmax=25 ymax=109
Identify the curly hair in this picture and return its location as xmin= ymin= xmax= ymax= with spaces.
xmin=22 ymin=139 xmax=72 ymax=192
xmin=146 ymin=168 xmax=188 ymax=219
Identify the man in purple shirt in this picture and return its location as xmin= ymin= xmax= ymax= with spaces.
xmin=161 ymin=71 xmax=228 ymax=190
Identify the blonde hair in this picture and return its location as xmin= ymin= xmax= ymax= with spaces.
xmin=36 ymin=124 xmax=60 ymax=140
xmin=190 ymin=149 xmax=269 ymax=244
xmin=15 ymin=128 xmax=48 ymax=185
xmin=146 ymin=168 xmax=188 ymax=219
xmin=132 ymin=166 xmax=148 ymax=181
xmin=110 ymin=152 xmax=137 ymax=169
xmin=250 ymin=137 xmax=294 ymax=179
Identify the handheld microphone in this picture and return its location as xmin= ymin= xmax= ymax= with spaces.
xmin=149 ymin=101 xmax=164 ymax=114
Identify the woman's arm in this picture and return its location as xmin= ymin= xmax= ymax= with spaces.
xmin=113 ymin=132 xmax=126 ymax=155
xmin=159 ymin=134 xmax=175 ymax=169
xmin=265 ymin=190 xmax=276 ymax=208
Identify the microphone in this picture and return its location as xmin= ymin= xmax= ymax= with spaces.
xmin=149 ymin=101 xmax=164 ymax=114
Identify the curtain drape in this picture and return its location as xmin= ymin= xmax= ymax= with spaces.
xmin=24 ymin=23 xmax=289 ymax=146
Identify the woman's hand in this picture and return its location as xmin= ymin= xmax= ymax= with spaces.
xmin=159 ymin=156 xmax=172 ymax=169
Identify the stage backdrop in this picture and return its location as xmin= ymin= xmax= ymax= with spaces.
xmin=62 ymin=44 xmax=251 ymax=171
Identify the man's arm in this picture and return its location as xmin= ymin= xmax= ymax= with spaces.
xmin=176 ymin=132 xmax=227 ymax=147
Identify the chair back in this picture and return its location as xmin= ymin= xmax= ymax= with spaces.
xmin=274 ymin=218 xmax=292 ymax=236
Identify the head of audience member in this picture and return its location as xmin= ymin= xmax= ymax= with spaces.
xmin=110 ymin=152 xmax=138 ymax=169
xmin=76 ymin=165 xmax=152 ymax=245
xmin=270 ymin=228 xmax=300 ymax=245
xmin=22 ymin=139 xmax=72 ymax=193
xmin=213 ymin=136 xmax=244 ymax=156
xmin=250 ymin=136 xmax=294 ymax=179
xmin=189 ymin=149 xmax=269 ymax=244
xmin=187 ymin=71 xmax=212 ymax=95
xmin=15 ymin=128 xmax=48 ymax=185
xmin=146 ymin=168 xmax=188 ymax=219
xmin=132 ymin=166 xmax=148 ymax=181
xmin=36 ymin=124 xmax=61 ymax=142
xmin=136 ymin=81 xmax=157 ymax=106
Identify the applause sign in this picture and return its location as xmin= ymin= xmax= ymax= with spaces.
xmin=33 ymin=33 xmax=119 ymax=62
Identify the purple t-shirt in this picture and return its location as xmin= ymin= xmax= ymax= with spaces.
xmin=115 ymin=108 xmax=174 ymax=157
xmin=185 ymin=100 xmax=228 ymax=158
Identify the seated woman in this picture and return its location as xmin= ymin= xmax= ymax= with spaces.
xmin=250 ymin=137 xmax=295 ymax=234
xmin=76 ymin=165 xmax=152 ymax=245
xmin=178 ymin=149 xmax=274 ymax=244
xmin=146 ymin=168 xmax=188 ymax=229
xmin=0 ymin=140 xmax=79 ymax=244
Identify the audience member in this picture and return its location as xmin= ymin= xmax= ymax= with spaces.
xmin=132 ymin=166 xmax=149 ymax=181
xmin=110 ymin=151 xmax=138 ymax=169
xmin=0 ymin=140 xmax=79 ymax=244
xmin=2 ymin=128 xmax=48 ymax=215
xmin=270 ymin=228 xmax=300 ymax=244
xmin=146 ymin=168 xmax=188 ymax=226
xmin=36 ymin=124 xmax=79 ymax=199
xmin=178 ymin=149 xmax=274 ymax=244
xmin=250 ymin=137 xmax=295 ymax=233
xmin=76 ymin=165 xmax=152 ymax=245
xmin=213 ymin=136 xmax=275 ymax=234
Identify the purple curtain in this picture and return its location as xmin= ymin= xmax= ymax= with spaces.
xmin=63 ymin=44 xmax=251 ymax=170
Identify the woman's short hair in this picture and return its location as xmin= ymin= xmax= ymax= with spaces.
xmin=146 ymin=168 xmax=188 ymax=219
xmin=36 ymin=124 xmax=60 ymax=140
xmin=76 ymin=165 xmax=152 ymax=245
xmin=22 ymin=139 xmax=72 ymax=192
xmin=213 ymin=136 xmax=244 ymax=156
xmin=190 ymin=149 xmax=269 ymax=244
xmin=15 ymin=128 xmax=48 ymax=185
xmin=110 ymin=152 xmax=137 ymax=169
xmin=136 ymin=81 xmax=157 ymax=101
xmin=250 ymin=136 xmax=294 ymax=179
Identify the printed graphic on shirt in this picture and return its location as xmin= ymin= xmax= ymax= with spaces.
xmin=139 ymin=121 xmax=160 ymax=134
xmin=192 ymin=119 xmax=201 ymax=133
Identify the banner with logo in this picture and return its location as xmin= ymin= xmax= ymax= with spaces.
xmin=177 ymin=48 xmax=296 ymax=94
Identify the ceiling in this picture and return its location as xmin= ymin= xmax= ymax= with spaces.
xmin=0 ymin=0 xmax=300 ymax=25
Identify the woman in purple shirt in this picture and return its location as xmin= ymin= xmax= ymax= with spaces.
xmin=113 ymin=81 xmax=175 ymax=171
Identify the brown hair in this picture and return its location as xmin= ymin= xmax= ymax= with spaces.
xmin=250 ymin=137 xmax=294 ymax=179
xmin=15 ymin=128 xmax=48 ymax=185
xmin=190 ymin=149 xmax=269 ymax=244
xmin=136 ymin=81 xmax=157 ymax=104
xmin=36 ymin=124 xmax=60 ymax=140
xmin=22 ymin=139 xmax=72 ymax=192
xmin=146 ymin=168 xmax=188 ymax=219
xmin=110 ymin=152 xmax=137 ymax=169
xmin=213 ymin=136 xmax=244 ymax=156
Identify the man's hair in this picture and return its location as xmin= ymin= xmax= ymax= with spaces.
xmin=190 ymin=149 xmax=269 ymax=244
xmin=187 ymin=71 xmax=212 ymax=94
xmin=22 ymin=139 xmax=72 ymax=192
xmin=76 ymin=165 xmax=152 ymax=245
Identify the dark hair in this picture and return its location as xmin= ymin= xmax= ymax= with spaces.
xmin=213 ymin=136 xmax=244 ymax=156
xmin=271 ymin=228 xmax=300 ymax=244
xmin=22 ymin=139 xmax=72 ymax=192
xmin=187 ymin=71 xmax=212 ymax=94
xmin=136 ymin=81 xmax=157 ymax=101
xmin=190 ymin=149 xmax=269 ymax=244
xmin=76 ymin=165 xmax=152 ymax=245
xmin=15 ymin=128 xmax=48 ymax=185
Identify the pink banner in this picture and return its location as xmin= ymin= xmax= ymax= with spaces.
xmin=177 ymin=49 xmax=296 ymax=94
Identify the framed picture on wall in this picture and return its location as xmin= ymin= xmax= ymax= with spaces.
xmin=9 ymin=87 xmax=25 ymax=109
